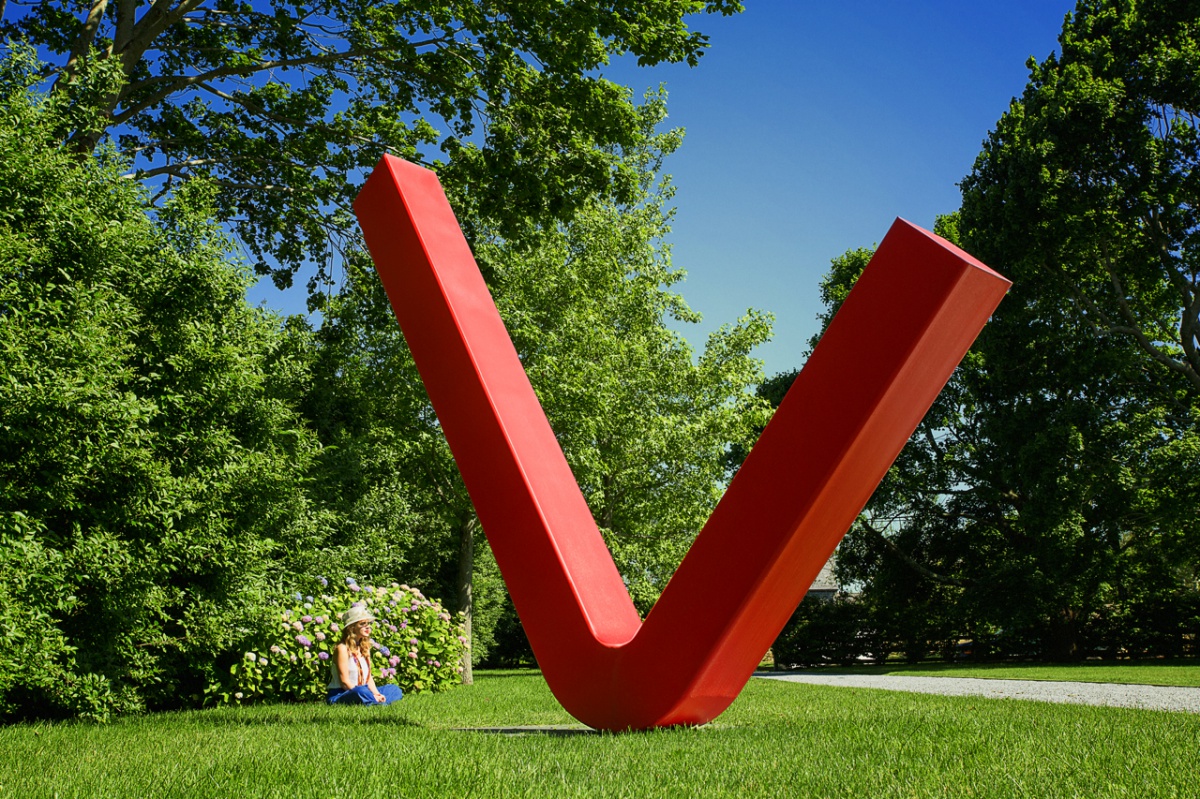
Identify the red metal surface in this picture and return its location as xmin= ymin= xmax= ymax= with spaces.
xmin=354 ymin=155 xmax=1010 ymax=730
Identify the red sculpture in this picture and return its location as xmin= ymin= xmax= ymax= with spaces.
xmin=354 ymin=155 xmax=1010 ymax=730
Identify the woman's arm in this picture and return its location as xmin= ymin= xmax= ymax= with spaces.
xmin=334 ymin=643 xmax=354 ymax=688
xmin=365 ymin=654 xmax=384 ymax=702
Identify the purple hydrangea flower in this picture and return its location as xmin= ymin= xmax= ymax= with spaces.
xmin=301 ymin=615 xmax=313 ymax=623
xmin=389 ymin=656 xmax=400 ymax=667
xmin=296 ymin=635 xmax=312 ymax=648
xmin=319 ymin=652 xmax=330 ymax=660
xmin=346 ymin=577 xmax=357 ymax=586
xmin=408 ymin=638 xmax=417 ymax=645
xmin=318 ymin=576 xmax=329 ymax=587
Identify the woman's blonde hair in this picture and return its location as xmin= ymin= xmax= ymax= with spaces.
xmin=341 ymin=619 xmax=372 ymax=659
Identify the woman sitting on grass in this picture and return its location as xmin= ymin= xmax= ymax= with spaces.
xmin=327 ymin=606 xmax=403 ymax=705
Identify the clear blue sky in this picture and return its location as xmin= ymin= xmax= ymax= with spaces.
xmin=251 ymin=1 xmax=1078 ymax=378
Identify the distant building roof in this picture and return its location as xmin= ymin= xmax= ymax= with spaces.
xmin=807 ymin=552 xmax=839 ymax=594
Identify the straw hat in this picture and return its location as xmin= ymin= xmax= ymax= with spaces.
xmin=341 ymin=605 xmax=376 ymax=627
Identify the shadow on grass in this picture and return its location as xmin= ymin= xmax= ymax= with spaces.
xmin=452 ymin=725 xmax=600 ymax=737
xmin=154 ymin=704 xmax=428 ymax=730
xmin=469 ymin=668 xmax=544 ymax=680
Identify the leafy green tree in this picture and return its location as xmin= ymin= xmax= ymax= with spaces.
xmin=956 ymin=0 xmax=1200 ymax=656
xmin=961 ymin=0 xmax=1200 ymax=394
xmin=301 ymin=97 xmax=772 ymax=682
xmin=483 ymin=99 xmax=772 ymax=612
xmin=298 ymin=245 xmax=477 ymax=671
xmin=829 ymin=0 xmax=1200 ymax=662
xmin=1 ymin=0 xmax=742 ymax=287
xmin=0 ymin=49 xmax=321 ymax=719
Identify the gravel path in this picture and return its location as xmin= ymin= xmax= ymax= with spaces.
xmin=756 ymin=672 xmax=1200 ymax=713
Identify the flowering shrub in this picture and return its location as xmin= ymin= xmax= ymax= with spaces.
xmin=214 ymin=577 xmax=468 ymax=704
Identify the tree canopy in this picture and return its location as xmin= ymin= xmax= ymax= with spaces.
xmin=0 ymin=49 xmax=322 ymax=719
xmin=820 ymin=0 xmax=1200 ymax=662
xmin=960 ymin=0 xmax=1200 ymax=393
xmin=301 ymin=99 xmax=772 ymax=664
xmin=482 ymin=101 xmax=772 ymax=611
xmin=0 ymin=0 xmax=742 ymax=291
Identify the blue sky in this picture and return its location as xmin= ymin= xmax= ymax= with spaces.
xmin=251 ymin=1 xmax=1079 ymax=378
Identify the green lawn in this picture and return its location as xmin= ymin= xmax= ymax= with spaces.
xmin=807 ymin=659 xmax=1200 ymax=687
xmin=1 ymin=669 xmax=1197 ymax=798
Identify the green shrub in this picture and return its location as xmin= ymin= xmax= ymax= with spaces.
xmin=0 ymin=47 xmax=320 ymax=721
xmin=772 ymin=596 xmax=877 ymax=669
xmin=216 ymin=577 xmax=467 ymax=704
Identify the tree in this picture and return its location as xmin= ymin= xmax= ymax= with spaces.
xmin=1 ymin=0 xmax=743 ymax=289
xmin=298 ymin=245 xmax=478 ymax=675
xmin=956 ymin=0 xmax=1200 ymax=656
xmin=301 ymin=97 xmax=772 ymax=683
xmin=960 ymin=0 xmax=1200 ymax=394
xmin=0 ymin=49 xmax=322 ymax=719
xmin=829 ymin=1 xmax=1200 ymax=662
xmin=481 ymin=98 xmax=772 ymax=613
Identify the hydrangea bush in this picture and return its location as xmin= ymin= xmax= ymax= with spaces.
xmin=214 ymin=577 xmax=468 ymax=704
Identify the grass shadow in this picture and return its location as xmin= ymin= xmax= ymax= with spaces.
xmin=452 ymin=725 xmax=600 ymax=737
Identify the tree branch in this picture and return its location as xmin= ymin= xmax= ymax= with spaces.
xmin=1101 ymin=246 xmax=1200 ymax=390
xmin=1140 ymin=208 xmax=1195 ymax=310
xmin=117 ymin=0 xmax=207 ymax=75
xmin=211 ymin=180 xmax=296 ymax=193
xmin=861 ymin=517 xmax=970 ymax=587
xmin=110 ymin=0 xmax=137 ymax=57
xmin=112 ymin=45 xmax=403 ymax=125
xmin=126 ymin=155 xmax=256 ymax=180
xmin=1180 ymin=284 xmax=1200 ymax=380
xmin=54 ymin=0 xmax=108 ymax=92
xmin=189 ymin=81 xmax=387 ymax=153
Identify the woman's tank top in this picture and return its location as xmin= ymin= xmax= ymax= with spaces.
xmin=327 ymin=650 xmax=367 ymax=690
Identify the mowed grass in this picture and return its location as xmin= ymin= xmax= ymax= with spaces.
xmin=812 ymin=659 xmax=1200 ymax=687
xmin=1 ymin=669 xmax=1197 ymax=799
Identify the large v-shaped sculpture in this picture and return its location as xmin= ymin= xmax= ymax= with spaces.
xmin=354 ymin=156 xmax=1010 ymax=730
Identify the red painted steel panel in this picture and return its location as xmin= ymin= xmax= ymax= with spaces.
xmin=354 ymin=155 xmax=1010 ymax=730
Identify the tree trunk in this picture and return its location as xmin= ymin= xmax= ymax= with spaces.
xmin=456 ymin=513 xmax=478 ymax=685
xmin=1046 ymin=608 xmax=1081 ymax=661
